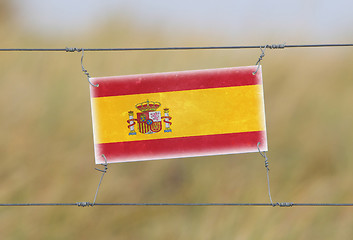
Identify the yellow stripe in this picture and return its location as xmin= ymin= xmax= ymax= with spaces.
xmin=91 ymin=85 xmax=266 ymax=144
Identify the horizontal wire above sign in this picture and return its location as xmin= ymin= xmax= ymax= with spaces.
xmin=0 ymin=43 xmax=353 ymax=52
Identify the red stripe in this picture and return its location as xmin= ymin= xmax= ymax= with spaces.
xmin=94 ymin=131 xmax=267 ymax=163
xmin=90 ymin=66 xmax=261 ymax=98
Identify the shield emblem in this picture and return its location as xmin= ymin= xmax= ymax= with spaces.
xmin=137 ymin=111 xmax=162 ymax=134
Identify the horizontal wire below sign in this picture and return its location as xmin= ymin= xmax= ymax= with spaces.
xmin=0 ymin=43 xmax=353 ymax=52
xmin=1 ymin=43 xmax=353 ymax=209
xmin=1 ymin=202 xmax=353 ymax=207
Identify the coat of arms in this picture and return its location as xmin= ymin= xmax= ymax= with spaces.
xmin=127 ymin=100 xmax=172 ymax=135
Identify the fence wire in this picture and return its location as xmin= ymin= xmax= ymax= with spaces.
xmin=0 ymin=43 xmax=352 ymax=52
xmin=1 ymin=202 xmax=353 ymax=207
xmin=1 ymin=42 xmax=353 ymax=207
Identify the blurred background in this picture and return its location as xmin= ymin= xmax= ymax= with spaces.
xmin=1 ymin=0 xmax=353 ymax=239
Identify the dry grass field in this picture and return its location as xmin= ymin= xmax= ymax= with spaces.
xmin=1 ymin=5 xmax=353 ymax=239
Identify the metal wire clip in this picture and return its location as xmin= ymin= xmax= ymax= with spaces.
xmin=92 ymin=154 xmax=109 ymax=206
xmin=252 ymin=46 xmax=267 ymax=75
xmin=80 ymin=49 xmax=99 ymax=87
xmin=257 ymin=142 xmax=274 ymax=206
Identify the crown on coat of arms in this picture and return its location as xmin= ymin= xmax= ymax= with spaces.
xmin=135 ymin=100 xmax=161 ymax=112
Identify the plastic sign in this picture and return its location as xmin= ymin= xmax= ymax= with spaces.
xmin=90 ymin=66 xmax=267 ymax=164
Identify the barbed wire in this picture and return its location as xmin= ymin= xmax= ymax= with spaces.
xmin=0 ymin=43 xmax=352 ymax=52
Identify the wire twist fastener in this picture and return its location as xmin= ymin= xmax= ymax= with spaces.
xmin=266 ymin=44 xmax=286 ymax=49
xmin=76 ymin=202 xmax=93 ymax=207
xmin=65 ymin=47 xmax=82 ymax=52
xmin=252 ymin=43 xmax=285 ymax=75
xmin=275 ymin=202 xmax=294 ymax=207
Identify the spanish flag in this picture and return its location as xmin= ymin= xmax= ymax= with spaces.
xmin=90 ymin=66 xmax=267 ymax=164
